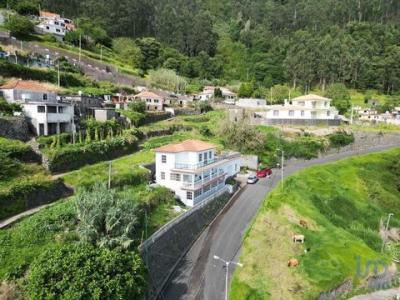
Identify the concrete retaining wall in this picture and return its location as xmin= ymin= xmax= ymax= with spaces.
xmin=241 ymin=154 xmax=259 ymax=169
xmin=140 ymin=190 xmax=238 ymax=299
xmin=324 ymin=132 xmax=400 ymax=156
xmin=0 ymin=116 xmax=31 ymax=141
xmin=251 ymin=117 xmax=341 ymax=126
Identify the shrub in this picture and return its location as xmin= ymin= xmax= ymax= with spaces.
xmin=6 ymin=14 xmax=33 ymax=36
xmin=128 ymin=101 xmax=146 ymax=114
xmin=0 ymin=137 xmax=36 ymax=162
xmin=0 ymin=97 xmax=22 ymax=116
xmin=14 ymin=1 xmax=39 ymax=15
xmin=329 ymin=131 xmax=355 ymax=148
xmin=46 ymin=136 xmax=138 ymax=173
xmin=75 ymin=184 xmax=141 ymax=249
xmin=283 ymin=137 xmax=325 ymax=159
xmin=37 ymin=133 xmax=72 ymax=149
xmin=25 ymin=244 xmax=147 ymax=300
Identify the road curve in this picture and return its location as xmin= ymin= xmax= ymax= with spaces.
xmin=159 ymin=143 xmax=400 ymax=300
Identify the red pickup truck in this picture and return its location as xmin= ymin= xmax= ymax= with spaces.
xmin=256 ymin=168 xmax=272 ymax=178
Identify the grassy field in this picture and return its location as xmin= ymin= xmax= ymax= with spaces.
xmin=230 ymin=148 xmax=400 ymax=299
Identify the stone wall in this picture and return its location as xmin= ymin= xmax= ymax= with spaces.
xmin=140 ymin=190 xmax=239 ymax=299
xmin=324 ymin=132 xmax=400 ymax=155
xmin=0 ymin=116 xmax=31 ymax=141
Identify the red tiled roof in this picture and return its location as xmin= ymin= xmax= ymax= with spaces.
xmin=135 ymin=91 xmax=163 ymax=100
xmin=40 ymin=11 xmax=60 ymax=18
xmin=155 ymin=140 xmax=216 ymax=153
xmin=0 ymin=80 xmax=58 ymax=92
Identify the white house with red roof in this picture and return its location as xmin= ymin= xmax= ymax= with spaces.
xmin=155 ymin=140 xmax=241 ymax=206
xmin=0 ymin=80 xmax=74 ymax=136
xmin=35 ymin=11 xmax=75 ymax=38
xmin=134 ymin=91 xmax=164 ymax=111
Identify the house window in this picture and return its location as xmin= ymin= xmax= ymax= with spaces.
xmin=46 ymin=26 xmax=50 ymax=30
xmin=43 ymin=94 xmax=48 ymax=100
xmin=273 ymin=110 xmax=279 ymax=117
xmin=37 ymin=106 xmax=45 ymax=113
xmin=324 ymin=101 xmax=328 ymax=107
xmin=327 ymin=111 xmax=331 ymax=116
xmin=187 ymin=192 xmax=193 ymax=200
xmin=161 ymin=155 xmax=167 ymax=163
xmin=47 ymin=106 xmax=57 ymax=113
xmin=58 ymin=106 xmax=64 ymax=113
xmin=55 ymin=21 xmax=59 ymax=25
xmin=170 ymin=173 xmax=181 ymax=181
xmin=289 ymin=110 xmax=294 ymax=117
xmin=154 ymin=99 xmax=159 ymax=103
xmin=209 ymin=151 xmax=212 ymax=159
xmin=199 ymin=153 xmax=203 ymax=162
xmin=161 ymin=172 xmax=165 ymax=180
xmin=56 ymin=29 xmax=60 ymax=33
xmin=301 ymin=110 xmax=305 ymax=117
xmin=146 ymin=99 xmax=151 ymax=103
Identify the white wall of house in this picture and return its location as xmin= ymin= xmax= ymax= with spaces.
xmin=1 ymin=89 xmax=57 ymax=103
xmin=155 ymin=149 xmax=240 ymax=206
xmin=236 ymin=98 xmax=267 ymax=108
xmin=23 ymin=103 xmax=74 ymax=136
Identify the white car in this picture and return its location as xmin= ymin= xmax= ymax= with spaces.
xmin=247 ymin=175 xmax=259 ymax=184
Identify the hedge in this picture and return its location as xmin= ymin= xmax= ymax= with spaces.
xmin=0 ymin=178 xmax=72 ymax=221
xmin=329 ymin=131 xmax=355 ymax=148
xmin=0 ymin=137 xmax=39 ymax=162
xmin=37 ymin=133 xmax=72 ymax=149
xmin=0 ymin=60 xmax=90 ymax=88
xmin=46 ymin=136 xmax=139 ymax=173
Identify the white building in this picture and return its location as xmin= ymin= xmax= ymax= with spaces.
xmin=134 ymin=91 xmax=164 ymax=111
xmin=263 ymin=94 xmax=338 ymax=120
xmin=23 ymin=102 xmax=74 ymax=135
xmin=155 ymin=140 xmax=241 ymax=207
xmin=0 ymin=80 xmax=74 ymax=136
xmin=0 ymin=80 xmax=58 ymax=103
xmin=236 ymin=98 xmax=267 ymax=109
xmin=197 ymin=86 xmax=236 ymax=101
xmin=35 ymin=11 xmax=75 ymax=38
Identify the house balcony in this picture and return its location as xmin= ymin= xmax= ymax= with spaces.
xmin=181 ymin=171 xmax=226 ymax=190
xmin=193 ymin=183 xmax=227 ymax=205
xmin=174 ymin=152 xmax=240 ymax=172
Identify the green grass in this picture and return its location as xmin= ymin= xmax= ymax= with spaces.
xmin=231 ymin=148 xmax=400 ymax=300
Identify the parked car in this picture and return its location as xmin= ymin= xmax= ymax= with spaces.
xmin=247 ymin=175 xmax=259 ymax=184
xmin=256 ymin=168 xmax=272 ymax=178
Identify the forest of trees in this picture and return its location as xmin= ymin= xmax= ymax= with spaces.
xmin=2 ymin=0 xmax=400 ymax=94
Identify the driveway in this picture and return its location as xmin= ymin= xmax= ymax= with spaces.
xmin=159 ymin=144 xmax=400 ymax=300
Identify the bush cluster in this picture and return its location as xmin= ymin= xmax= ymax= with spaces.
xmin=47 ymin=136 xmax=139 ymax=173
xmin=0 ymin=137 xmax=36 ymax=162
xmin=329 ymin=131 xmax=355 ymax=148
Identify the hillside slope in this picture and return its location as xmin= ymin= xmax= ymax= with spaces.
xmin=231 ymin=148 xmax=400 ymax=299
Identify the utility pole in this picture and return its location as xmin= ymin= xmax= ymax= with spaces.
xmin=108 ymin=161 xmax=112 ymax=189
xmin=79 ymin=34 xmax=82 ymax=63
xmin=350 ymin=105 xmax=354 ymax=125
xmin=57 ymin=60 xmax=60 ymax=87
xmin=381 ymin=213 xmax=394 ymax=253
xmin=213 ymin=256 xmax=243 ymax=300
xmin=281 ymin=150 xmax=284 ymax=190
xmin=72 ymin=102 xmax=76 ymax=144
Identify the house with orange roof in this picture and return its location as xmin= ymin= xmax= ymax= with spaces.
xmin=35 ymin=11 xmax=75 ymax=39
xmin=0 ymin=80 xmax=74 ymax=136
xmin=134 ymin=91 xmax=164 ymax=111
xmin=154 ymin=140 xmax=241 ymax=206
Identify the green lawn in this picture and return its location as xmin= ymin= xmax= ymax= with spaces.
xmin=231 ymin=148 xmax=400 ymax=299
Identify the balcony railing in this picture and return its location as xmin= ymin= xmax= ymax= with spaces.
xmin=174 ymin=153 xmax=239 ymax=170
xmin=193 ymin=183 xmax=226 ymax=205
xmin=181 ymin=172 xmax=226 ymax=189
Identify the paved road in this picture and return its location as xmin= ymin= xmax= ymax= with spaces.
xmin=6 ymin=38 xmax=144 ymax=86
xmin=160 ymin=143 xmax=400 ymax=300
xmin=350 ymin=287 xmax=400 ymax=300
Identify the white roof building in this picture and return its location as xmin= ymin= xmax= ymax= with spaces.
xmin=262 ymin=94 xmax=339 ymax=120
xmin=155 ymin=140 xmax=241 ymax=207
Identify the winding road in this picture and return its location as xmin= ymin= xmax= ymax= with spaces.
xmin=159 ymin=143 xmax=400 ymax=300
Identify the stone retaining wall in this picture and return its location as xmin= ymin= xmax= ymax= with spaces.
xmin=0 ymin=116 xmax=30 ymax=141
xmin=140 ymin=189 xmax=239 ymax=299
